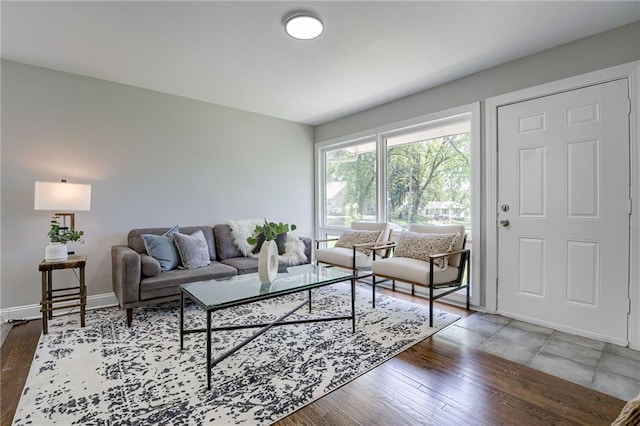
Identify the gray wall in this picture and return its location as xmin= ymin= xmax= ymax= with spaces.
xmin=315 ymin=21 xmax=640 ymax=308
xmin=315 ymin=21 xmax=640 ymax=142
xmin=1 ymin=60 xmax=314 ymax=309
xmin=2 ymin=22 xmax=638 ymax=311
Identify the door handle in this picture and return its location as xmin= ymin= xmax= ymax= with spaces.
xmin=499 ymin=219 xmax=510 ymax=227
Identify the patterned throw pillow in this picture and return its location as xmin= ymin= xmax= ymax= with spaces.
xmin=334 ymin=230 xmax=382 ymax=256
xmin=173 ymin=230 xmax=211 ymax=270
xmin=394 ymin=231 xmax=460 ymax=269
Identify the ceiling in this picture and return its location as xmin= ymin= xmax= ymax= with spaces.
xmin=2 ymin=1 xmax=640 ymax=125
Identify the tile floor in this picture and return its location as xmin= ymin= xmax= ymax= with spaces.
xmin=435 ymin=312 xmax=640 ymax=401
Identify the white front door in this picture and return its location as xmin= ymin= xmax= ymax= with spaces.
xmin=497 ymin=79 xmax=630 ymax=343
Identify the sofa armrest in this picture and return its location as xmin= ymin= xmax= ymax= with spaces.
xmin=111 ymin=245 xmax=142 ymax=308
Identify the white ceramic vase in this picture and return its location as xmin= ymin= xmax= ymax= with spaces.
xmin=258 ymin=239 xmax=278 ymax=284
xmin=45 ymin=242 xmax=68 ymax=262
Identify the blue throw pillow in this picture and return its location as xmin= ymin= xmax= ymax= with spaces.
xmin=141 ymin=225 xmax=180 ymax=271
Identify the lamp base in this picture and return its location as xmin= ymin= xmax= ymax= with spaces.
xmin=45 ymin=243 xmax=68 ymax=262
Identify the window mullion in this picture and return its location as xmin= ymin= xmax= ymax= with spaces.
xmin=377 ymin=133 xmax=387 ymax=223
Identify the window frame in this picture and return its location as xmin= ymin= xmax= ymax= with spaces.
xmin=315 ymin=102 xmax=481 ymax=306
xmin=321 ymin=135 xmax=378 ymax=228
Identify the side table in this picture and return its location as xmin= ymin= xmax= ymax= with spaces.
xmin=38 ymin=255 xmax=87 ymax=334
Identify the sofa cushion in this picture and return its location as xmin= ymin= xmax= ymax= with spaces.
xmin=177 ymin=226 xmax=216 ymax=261
xmin=128 ymin=225 xmax=177 ymax=254
xmin=316 ymin=247 xmax=373 ymax=269
xmin=140 ymin=254 xmax=161 ymax=277
xmin=174 ymin=230 xmax=211 ymax=269
xmin=220 ymin=257 xmax=288 ymax=275
xmin=220 ymin=257 xmax=260 ymax=275
xmin=373 ymin=256 xmax=459 ymax=286
xmin=129 ymin=225 xmax=216 ymax=259
xmin=139 ymin=261 xmax=237 ymax=301
xmin=141 ymin=225 xmax=180 ymax=271
xmin=213 ymin=224 xmax=244 ymax=260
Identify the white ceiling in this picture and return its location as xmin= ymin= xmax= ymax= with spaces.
xmin=2 ymin=1 xmax=640 ymax=125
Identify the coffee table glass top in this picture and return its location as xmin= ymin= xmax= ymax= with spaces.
xmin=181 ymin=264 xmax=354 ymax=309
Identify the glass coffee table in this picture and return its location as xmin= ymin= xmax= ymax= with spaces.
xmin=180 ymin=264 xmax=356 ymax=389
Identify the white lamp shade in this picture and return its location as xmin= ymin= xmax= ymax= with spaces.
xmin=34 ymin=181 xmax=91 ymax=211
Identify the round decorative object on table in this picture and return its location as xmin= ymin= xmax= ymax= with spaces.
xmin=258 ymin=240 xmax=278 ymax=284
xmin=45 ymin=242 xmax=68 ymax=262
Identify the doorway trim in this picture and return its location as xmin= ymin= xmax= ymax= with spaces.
xmin=485 ymin=61 xmax=640 ymax=349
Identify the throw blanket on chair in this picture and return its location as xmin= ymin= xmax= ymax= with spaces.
xmin=227 ymin=219 xmax=307 ymax=265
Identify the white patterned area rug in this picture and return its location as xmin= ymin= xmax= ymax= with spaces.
xmin=13 ymin=283 xmax=459 ymax=425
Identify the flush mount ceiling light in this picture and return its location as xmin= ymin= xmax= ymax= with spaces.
xmin=284 ymin=13 xmax=324 ymax=40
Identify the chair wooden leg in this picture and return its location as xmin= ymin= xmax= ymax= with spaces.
xmin=392 ymin=280 xmax=396 ymax=291
xmin=126 ymin=308 xmax=133 ymax=327
xmin=411 ymin=285 xmax=415 ymax=296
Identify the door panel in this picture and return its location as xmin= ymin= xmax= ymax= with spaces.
xmin=497 ymin=79 xmax=630 ymax=342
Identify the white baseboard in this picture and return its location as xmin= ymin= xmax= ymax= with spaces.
xmin=0 ymin=292 xmax=119 ymax=322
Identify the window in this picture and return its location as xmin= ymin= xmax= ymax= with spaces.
xmin=316 ymin=103 xmax=480 ymax=305
xmin=385 ymin=114 xmax=471 ymax=231
xmin=323 ymin=138 xmax=376 ymax=228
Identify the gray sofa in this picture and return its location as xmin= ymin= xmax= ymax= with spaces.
xmin=111 ymin=224 xmax=312 ymax=326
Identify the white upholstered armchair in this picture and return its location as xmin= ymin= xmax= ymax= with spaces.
xmin=315 ymin=222 xmax=392 ymax=275
xmin=371 ymin=224 xmax=470 ymax=326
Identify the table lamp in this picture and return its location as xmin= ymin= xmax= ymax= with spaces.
xmin=34 ymin=179 xmax=91 ymax=261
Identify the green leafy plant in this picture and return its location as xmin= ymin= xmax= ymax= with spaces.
xmin=247 ymin=220 xmax=296 ymax=245
xmin=47 ymin=217 xmax=84 ymax=244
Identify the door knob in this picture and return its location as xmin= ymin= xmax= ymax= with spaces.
xmin=499 ymin=219 xmax=510 ymax=227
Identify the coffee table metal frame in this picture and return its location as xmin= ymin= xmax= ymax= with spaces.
xmin=180 ymin=265 xmax=356 ymax=389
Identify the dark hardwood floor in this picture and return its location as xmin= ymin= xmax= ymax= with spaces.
xmin=1 ymin=287 xmax=626 ymax=426
xmin=1 ymin=320 xmax=42 ymax=426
